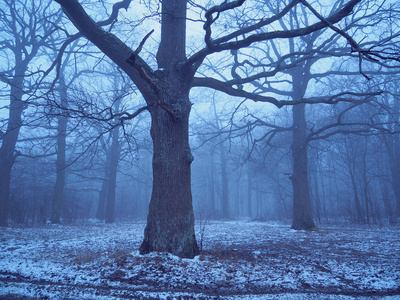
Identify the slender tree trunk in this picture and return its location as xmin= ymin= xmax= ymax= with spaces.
xmin=51 ymin=77 xmax=68 ymax=224
xmin=313 ymin=166 xmax=321 ymax=224
xmin=361 ymin=140 xmax=370 ymax=224
xmin=0 ymin=71 xmax=25 ymax=227
xmin=291 ymin=103 xmax=315 ymax=230
xmin=350 ymin=169 xmax=364 ymax=222
xmin=96 ymin=178 xmax=108 ymax=220
xmin=105 ymin=125 xmax=120 ymax=223
xmin=247 ymin=162 xmax=253 ymax=219
xmin=209 ymin=151 xmax=216 ymax=213
xmin=219 ymin=143 xmax=229 ymax=219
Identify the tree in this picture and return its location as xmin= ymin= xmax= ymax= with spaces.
xmin=53 ymin=0 xmax=387 ymax=257
xmin=226 ymin=0 xmax=400 ymax=229
xmin=0 ymin=0 xmax=60 ymax=226
xmin=50 ymin=75 xmax=68 ymax=224
xmin=96 ymin=94 xmax=124 ymax=224
xmin=382 ymin=88 xmax=400 ymax=219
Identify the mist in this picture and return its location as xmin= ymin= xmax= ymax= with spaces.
xmin=1 ymin=0 xmax=400 ymax=298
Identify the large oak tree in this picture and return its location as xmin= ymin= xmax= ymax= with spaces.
xmin=53 ymin=0 xmax=372 ymax=257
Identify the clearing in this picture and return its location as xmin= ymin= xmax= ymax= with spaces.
xmin=0 ymin=220 xmax=399 ymax=299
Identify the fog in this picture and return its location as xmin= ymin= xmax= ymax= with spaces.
xmin=1 ymin=0 xmax=400 ymax=298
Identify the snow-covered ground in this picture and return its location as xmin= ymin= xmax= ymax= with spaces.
xmin=0 ymin=220 xmax=399 ymax=299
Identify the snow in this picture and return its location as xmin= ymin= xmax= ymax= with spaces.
xmin=0 ymin=220 xmax=399 ymax=299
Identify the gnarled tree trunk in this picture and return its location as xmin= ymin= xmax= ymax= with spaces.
xmin=139 ymin=96 xmax=199 ymax=257
xmin=139 ymin=0 xmax=199 ymax=257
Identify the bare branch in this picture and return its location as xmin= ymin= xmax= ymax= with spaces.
xmin=187 ymin=0 xmax=361 ymax=67
xmin=126 ymin=29 xmax=154 ymax=65
xmin=193 ymin=77 xmax=381 ymax=107
xmin=54 ymin=0 xmax=154 ymax=99
xmin=203 ymin=0 xmax=246 ymax=48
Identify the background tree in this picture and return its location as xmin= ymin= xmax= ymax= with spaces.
xmin=0 ymin=0 xmax=61 ymax=226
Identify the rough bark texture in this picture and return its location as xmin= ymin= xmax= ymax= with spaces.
xmin=139 ymin=0 xmax=199 ymax=257
xmin=139 ymin=98 xmax=199 ymax=258
xmin=51 ymin=78 xmax=68 ymax=224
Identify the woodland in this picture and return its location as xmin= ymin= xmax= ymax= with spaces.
xmin=1 ymin=0 xmax=400 ymax=297
xmin=0 ymin=0 xmax=400 ymax=291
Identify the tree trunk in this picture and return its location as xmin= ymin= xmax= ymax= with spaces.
xmin=350 ymin=168 xmax=364 ymax=222
xmin=139 ymin=0 xmax=199 ymax=258
xmin=391 ymin=151 xmax=400 ymax=218
xmin=361 ymin=140 xmax=371 ymax=224
xmin=291 ymin=103 xmax=315 ymax=230
xmin=0 ymin=160 xmax=12 ymax=227
xmin=312 ymin=165 xmax=321 ymax=224
xmin=139 ymin=100 xmax=199 ymax=258
xmin=247 ymin=162 xmax=253 ymax=219
xmin=0 ymin=72 xmax=25 ymax=227
xmin=51 ymin=77 xmax=68 ymax=224
xmin=105 ymin=125 xmax=120 ymax=223
xmin=96 ymin=178 xmax=108 ymax=220
xmin=219 ymin=143 xmax=229 ymax=219
xmin=384 ymin=136 xmax=400 ymax=217
xmin=384 ymin=97 xmax=400 ymax=218
xmin=209 ymin=151 xmax=216 ymax=213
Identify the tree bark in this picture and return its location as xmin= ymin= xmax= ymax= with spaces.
xmin=96 ymin=177 xmax=108 ymax=220
xmin=139 ymin=0 xmax=199 ymax=257
xmin=51 ymin=77 xmax=68 ymax=224
xmin=105 ymin=125 xmax=120 ymax=223
xmin=350 ymin=166 xmax=364 ymax=222
xmin=219 ymin=142 xmax=230 ymax=219
xmin=209 ymin=151 xmax=216 ymax=213
xmin=384 ymin=97 xmax=400 ymax=218
xmin=139 ymin=100 xmax=199 ymax=258
xmin=0 ymin=68 xmax=26 ymax=227
xmin=291 ymin=103 xmax=315 ymax=230
xmin=247 ymin=162 xmax=253 ymax=219
xmin=290 ymin=64 xmax=315 ymax=231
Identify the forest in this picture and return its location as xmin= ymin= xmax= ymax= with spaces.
xmin=1 ymin=0 xmax=400 ymax=298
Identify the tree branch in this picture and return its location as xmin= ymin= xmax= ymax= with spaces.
xmin=54 ymin=0 xmax=154 ymax=100
xmin=187 ymin=0 xmax=361 ymax=67
xmin=192 ymin=77 xmax=381 ymax=107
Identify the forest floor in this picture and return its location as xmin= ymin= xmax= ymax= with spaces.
xmin=0 ymin=220 xmax=399 ymax=299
